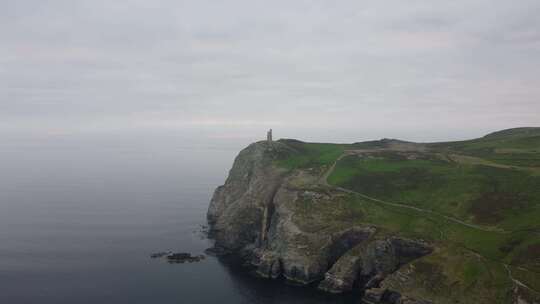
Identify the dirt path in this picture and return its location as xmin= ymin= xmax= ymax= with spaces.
xmin=505 ymin=264 xmax=540 ymax=295
xmin=318 ymin=152 xmax=351 ymax=185
xmin=320 ymin=152 xmax=509 ymax=234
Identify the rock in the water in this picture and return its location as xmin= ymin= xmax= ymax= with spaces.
xmin=149 ymin=252 xmax=206 ymax=263
xmin=150 ymin=251 xmax=172 ymax=258
xmin=363 ymin=288 xmax=386 ymax=303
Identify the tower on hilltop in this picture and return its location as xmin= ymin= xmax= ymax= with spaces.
xmin=267 ymin=129 xmax=273 ymax=144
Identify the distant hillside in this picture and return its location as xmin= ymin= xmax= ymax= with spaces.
xmin=483 ymin=127 xmax=540 ymax=139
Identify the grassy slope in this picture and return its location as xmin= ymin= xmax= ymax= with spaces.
xmin=275 ymin=139 xmax=345 ymax=170
xmin=275 ymin=128 xmax=540 ymax=303
xmin=328 ymin=154 xmax=540 ymax=231
xmin=430 ymin=127 xmax=540 ymax=167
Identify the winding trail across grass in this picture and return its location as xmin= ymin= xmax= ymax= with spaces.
xmin=505 ymin=264 xmax=540 ymax=295
xmin=320 ymin=151 xmax=510 ymax=234
xmin=320 ymin=151 xmax=540 ymax=296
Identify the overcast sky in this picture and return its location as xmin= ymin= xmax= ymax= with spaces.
xmin=1 ymin=0 xmax=539 ymax=143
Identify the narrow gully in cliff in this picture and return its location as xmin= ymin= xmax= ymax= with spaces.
xmin=259 ymin=184 xmax=280 ymax=246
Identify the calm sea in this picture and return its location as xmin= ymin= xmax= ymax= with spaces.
xmin=0 ymin=132 xmax=359 ymax=304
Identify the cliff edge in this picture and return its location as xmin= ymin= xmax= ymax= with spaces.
xmin=207 ymin=140 xmax=432 ymax=303
xmin=207 ymin=130 xmax=540 ymax=304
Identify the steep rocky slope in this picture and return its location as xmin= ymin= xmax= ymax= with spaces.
xmin=208 ymin=141 xmax=433 ymax=303
xmin=207 ymin=128 xmax=540 ymax=304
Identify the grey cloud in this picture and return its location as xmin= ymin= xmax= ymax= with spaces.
xmin=1 ymin=0 xmax=539 ymax=142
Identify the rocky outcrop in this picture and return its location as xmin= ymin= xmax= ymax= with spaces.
xmin=250 ymin=224 xmax=376 ymax=284
xmin=363 ymin=288 xmax=433 ymax=304
xmin=207 ymin=141 xmax=433 ymax=302
xmin=318 ymin=244 xmax=365 ymax=293
xmin=319 ymin=237 xmax=432 ymax=294
xmin=207 ymin=141 xmax=288 ymax=252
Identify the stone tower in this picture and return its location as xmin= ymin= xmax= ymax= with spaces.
xmin=267 ymin=129 xmax=273 ymax=144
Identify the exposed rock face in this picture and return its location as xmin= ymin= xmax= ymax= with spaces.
xmin=318 ymin=245 xmax=365 ymax=293
xmin=207 ymin=141 xmax=287 ymax=252
xmin=207 ymin=141 xmax=433 ymax=302
xmin=362 ymin=288 xmax=433 ymax=304
xmin=319 ymin=237 xmax=432 ymax=294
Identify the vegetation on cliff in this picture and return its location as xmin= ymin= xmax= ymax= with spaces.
xmin=209 ymin=127 xmax=540 ymax=304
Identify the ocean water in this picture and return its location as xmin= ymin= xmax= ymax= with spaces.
xmin=0 ymin=132 xmax=360 ymax=304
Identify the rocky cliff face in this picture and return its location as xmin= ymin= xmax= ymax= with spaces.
xmin=207 ymin=141 xmax=433 ymax=303
xmin=207 ymin=141 xmax=287 ymax=252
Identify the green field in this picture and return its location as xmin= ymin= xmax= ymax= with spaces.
xmin=328 ymin=153 xmax=540 ymax=231
xmin=430 ymin=127 xmax=540 ymax=167
xmin=275 ymin=139 xmax=345 ymax=170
